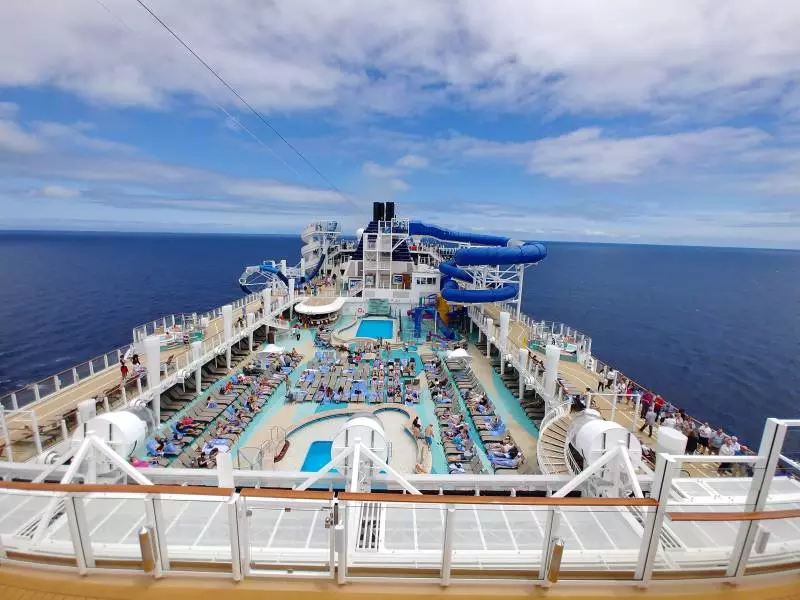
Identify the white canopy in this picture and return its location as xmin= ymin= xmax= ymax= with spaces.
xmin=447 ymin=348 xmax=470 ymax=359
xmin=262 ymin=343 xmax=284 ymax=354
xmin=294 ymin=296 xmax=346 ymax=315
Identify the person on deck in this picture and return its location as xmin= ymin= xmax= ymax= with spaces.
xmin=640 ymin=407 xmax=657 ymax=437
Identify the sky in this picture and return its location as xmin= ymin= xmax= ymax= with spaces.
xmin=1 ymin=1 xmax=800 ymax=248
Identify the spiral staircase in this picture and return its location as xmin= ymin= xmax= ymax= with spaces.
xmin=536 ymin=402 xmax=575 ymax=475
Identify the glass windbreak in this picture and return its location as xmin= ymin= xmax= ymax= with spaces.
xmin=245 ymin=496 xmax=331 ymax=575
xmin=73 ymin=495 xmax=147 ymax=563
xmin=159 ymin=496 xmax=232 ymax=565
xmin=653 ymin=502 xmax=746 ymax=578
xmin=0 ymin=489 xmax=77 ymax=561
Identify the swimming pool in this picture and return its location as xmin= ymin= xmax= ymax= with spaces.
xmin=301 ymin=440 xmax=335 ymax=472
xmin=356 ymin=318 xmax=394 ymax=339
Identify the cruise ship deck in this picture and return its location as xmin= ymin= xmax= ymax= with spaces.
xmin=1 ymin=206 xmax=798 ymax=594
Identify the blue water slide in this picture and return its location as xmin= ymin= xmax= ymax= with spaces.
xmin=408 ymin=221 xmax=510 ymax=247
xmin=409 ymin=221 xmax=546 ymax=303
xmin=259 ymin=253 xmax=326 ymax=288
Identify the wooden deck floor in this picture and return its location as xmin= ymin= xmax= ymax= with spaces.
xmin=2 ymin=296 xmax=266 ymax=463
xmin=482 ymin=305 xmax=719 ymax=478
xmin=1 ymin=563 xmax=798 ymax=600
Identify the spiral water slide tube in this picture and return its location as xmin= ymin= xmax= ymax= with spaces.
xmin=408 ymin=221 xmax=547 ymax=303
xmin=259 ymin=253 xmax=326 ymax=288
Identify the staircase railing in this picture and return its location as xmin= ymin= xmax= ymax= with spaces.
xmin=536 ymin=401 xmax=573 ymax=475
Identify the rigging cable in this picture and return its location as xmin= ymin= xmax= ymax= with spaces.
xmin=93 ymin=0 xmax=307 ymax=184
xmin=130 ymin=0 xmax=358 ymax=210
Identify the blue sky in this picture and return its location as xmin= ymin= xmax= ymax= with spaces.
xmin=1 ymin=1 xmax=799 ymax=248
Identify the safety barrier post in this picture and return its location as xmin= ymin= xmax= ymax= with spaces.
xmin=635 ymin=453 xmax=677 ymax=585
xmin=539 ymin=506 xmax=560 ymax=587
xmin=440 ymin=506 xmax=456 ymax=586
xmin=65 ymin=495 xmax=95 ymax=574
xmin=727 ymin=418 xmax=787 ymax=580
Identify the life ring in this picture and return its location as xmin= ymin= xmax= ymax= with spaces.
xmin=357 ymin=307 xmax=364 ymax=315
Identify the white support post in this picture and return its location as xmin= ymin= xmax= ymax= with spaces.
xmin=440 ymin=507 xmax=456 ymax=586
xmin=485 ymin=317 xmax=493 ymax=358
xmin=540 ymin=506 xmax=560 ymax=586
xmin=191 ymin=340 xmax=203 ymax=391
xmin=518 ymin=348 xmax=528 ymax=400
xmin=634 ymin=453 xmax=677 ymax=585
xmin=280 ymin=259 xmax=287 ymax=276
xmin=247 ymin=313 xmax=255 ymax=351
xmin=65 ymin=495 xmax=95 ymax=574
xmin=288 ymin=277 xmax=296 ymax=319
xmin=60 ymin=418 xmax=69 ymax=441
xmin=300 ymin=256 xmax=306 ymax=277
xmin=335 ymin=518 xmax=347 ymax=584
xmin=261 ymin=288 xmax=272 ymax=320
xmin=222 ymin=304 xmax=233 ymax=369
xmin=543 ymin=344 xmax=561 ymax=406
xmin=216 ymin=451 xmax=235 ymax=488
xmin=499 ymin=311 xmax=510 ymax=375
xmin=103 ymin=396 xmax=110 ymax=413
xmin=227 ymin=494 xmax=243 ymax=581
xmin=30 ymin=410 xmax=43 ymax=455
xmin=144 ymin=496 xmax=167 ymax=578
xmin=0 ymin=410 xmax=13 ymax=462
xmin=144 ymin=335 xmax=161 ymax=425
xmin=236 ymin=495 xmax=251 ymax=578
xmin=727 ymin=418 xmax=788 ymax=579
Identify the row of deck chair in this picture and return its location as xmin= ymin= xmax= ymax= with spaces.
xmin=429 ymin=367 xmax=484 ymax=474
xmin=443 ymin=357 xmax=525 ymax=475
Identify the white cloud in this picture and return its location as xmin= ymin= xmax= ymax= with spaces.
xmin=1 ymin=1 xmax=799 ymax=119
xmin=389 ymin=178 xmax=410 ymax=191
xmin=30 ymin=185 xmax=81 ymax=198
xmin=221 ymin=180 xmax=344 ymax=204
xmin=0 ymin=118 xmax=44 ymax=153
xmin=396 ymin=154 xmax=429 ymax=169
xmin=528 ymin=127 xmax=769 ymax=182
xmin=362 ymin=161 xmax=401 ymax=178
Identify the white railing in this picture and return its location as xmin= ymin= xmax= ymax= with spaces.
xmin=0 ymin=343 xmax=132 ymax=411
xmin=0 ymin=292 xmax=280 ymax=415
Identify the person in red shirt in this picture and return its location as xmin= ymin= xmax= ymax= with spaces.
xmin=119 ymin=358 xmax=129 ymax=382
xmin=654 ymin=395 xmax=665 ymax=419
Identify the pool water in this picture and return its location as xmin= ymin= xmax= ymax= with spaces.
xmin=301 ymin=440 xmax=335 ymax=472
xmin=356 ymin=318 xmax=394 ymax=339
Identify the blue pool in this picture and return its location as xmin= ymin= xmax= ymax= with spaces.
xmin=356 ymin=318 xmax=394 ymax=339
xmin=301 ymin=440 xmax=335 ymax=472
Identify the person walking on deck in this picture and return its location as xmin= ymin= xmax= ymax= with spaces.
xmin=640 ymin=407 xmax=657 ymax=437
xmin=119 ymin=358 xmax=128 ymax=382
xmin=697 ymin=422 xmax=712 ymax=454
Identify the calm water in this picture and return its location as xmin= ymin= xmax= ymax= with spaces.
xmin=0 ymin=231 xmax=798 ymax=451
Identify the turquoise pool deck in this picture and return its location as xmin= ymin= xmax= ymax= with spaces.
xmin=150 ymin=320 xmax=535 ymax=476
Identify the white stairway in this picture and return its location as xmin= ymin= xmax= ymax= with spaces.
xmin=536 ymin=412 xmax=575 ymax=475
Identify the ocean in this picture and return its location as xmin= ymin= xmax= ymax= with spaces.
xmin=0 ymin=231 xmax=798 ymax=452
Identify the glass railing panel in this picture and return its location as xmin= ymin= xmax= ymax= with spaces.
xmin=245 ymin=497 xmax=331 ymax=574
xmin=555 ymin=505 xmax=648 ymax=580
xmin=450 ymin=503 xmax=539 ymax=578
xmin=75 ymin=362 xmax=91 ymax=381
xmin=78 ymin=495 xmax=147 ymax=562
xmin=0 ymin=489 xmax=77 ymax=562
xmin=160 ymin=496 xmax=232 ymax=563
xmin=654 ymin=503 xmax=746 ymax=578
xmin=15 ymin=387 xmax=36 ymax=408
xmin=744 ymin=509 xmax=800 ymax=573
xmin=37 ymin=378 xmax=57 ymax=399
xmin=91 ymin=357 xmax=106 ymax=374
